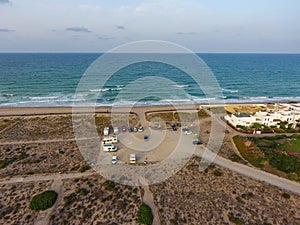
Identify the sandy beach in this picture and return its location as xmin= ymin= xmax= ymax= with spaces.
xmin=0 ymin=102 xmax=273 ymax=116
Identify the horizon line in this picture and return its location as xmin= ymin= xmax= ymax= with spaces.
xmin=1 ymin=51 xmax=300 ymax=54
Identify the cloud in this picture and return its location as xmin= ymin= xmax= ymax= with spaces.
xmin=176 ymin=32 xmax=199 ymax=35
xmin=66 ymin=27 xmax=91 ymax=33
xmin=0 ymin=0 xmax=11 ymax=4
xmin=96 ymin=34 xmax=114 ymax=40
xmin=0 ymin=28 xmax=14 ymax=32
xmin=116 ymin=25 xmax=125 ymax=30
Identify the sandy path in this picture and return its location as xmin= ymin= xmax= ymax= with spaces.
xmin=0 ymin=137 xmax=97 ymax=145
xmin=0 ymin=171 xmax=95 ymax=184
xmin=34 ymin=179 xmax=63 ymax=225
xmin=195 ymin=146 xmax=300 ymax=195
xmin=142 ymin=185 xmax=161 ymax=225
xmin=139 ymin=176 xmax=161 ymax=225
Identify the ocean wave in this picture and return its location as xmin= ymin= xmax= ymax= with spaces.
xmin=1 ymin=93 xmax=300 ymax=107
xmin=221 ymin=88 xmax=239 ymax=93
xmin=172 ymin=84 xmax=189 ymax=88
xmin=90 ymin=87 xmax=123 ymax=92
xmin=2 ymin=94 xmax=15 ymax=98
xmin=29 ymin=96 xmax=59 ymax=100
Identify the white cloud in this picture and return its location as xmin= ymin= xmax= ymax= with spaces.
xmin=66 ymin=27 xmax=91 ymax=33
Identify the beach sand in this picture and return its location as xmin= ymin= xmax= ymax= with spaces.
xmin=0 ymin=102 xmax=270 ymax=116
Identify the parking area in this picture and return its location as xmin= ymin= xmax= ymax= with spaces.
xmin=101 ymin=127 xmax=198 ymax=165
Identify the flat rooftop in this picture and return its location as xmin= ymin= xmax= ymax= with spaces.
xmin=234 ymin=113 xmax=251 ymax=118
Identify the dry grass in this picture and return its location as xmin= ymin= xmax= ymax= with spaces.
xmin=151 ymin=157 xmax=300 ymax=225
xmin=225 ymin=105 xmax=263 ymax=114
xmin=50 ymin=175 xmax=142 ymax=225
xmin=0 ymin=181 xmax=51 ymax=225
xmin=0 ymin=141 xmax=89 ymax=178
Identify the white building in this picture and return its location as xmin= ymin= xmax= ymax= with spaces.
xmin=225 ymin=113 xmax=256 ymax=127
xmin=225 ymin=103 xmax=300 ymax=128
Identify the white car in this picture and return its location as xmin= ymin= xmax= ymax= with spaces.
xmin=113 ymin=127 xmax=119 ymax=135
xmin=182 ymin=128 xmax=192 ymax=135
xmin=111 ymin=156 xmax=117 ymax=164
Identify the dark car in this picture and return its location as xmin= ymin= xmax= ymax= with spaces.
xmin=193 ymin=139 xmax=203 ymax=145
xmin=171 ymin=124 xmax=177 ymax=131
xmin=144 ymin=135 xmax=149 ymax=141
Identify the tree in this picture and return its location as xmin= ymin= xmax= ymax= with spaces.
xmin=29 ymin=190 xmax=58 ymax=211
xmin=251 ymin=123 xmax=262 ymax=129
xmin=137 ymin=203 xmax=154 ymax=225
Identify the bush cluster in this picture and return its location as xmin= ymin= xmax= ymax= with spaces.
xmin=29 ymin=190 xmax=58 ymax=211
xmin=137 ymin=203 xmax=154 ymax=225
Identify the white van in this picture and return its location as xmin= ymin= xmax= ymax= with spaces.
xmin=130 ymin=153 xmax=136 ymax=164
xmin=102 ymin=136 xmax=118 ymax=144
xmin=103 ymin=144 xmax=118 ymax=152
xmin=113 ymin=127 xmax=119 ymax=135
xmin=103 ymin=127 xmax=109 ymax=136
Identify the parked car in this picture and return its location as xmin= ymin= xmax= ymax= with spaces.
xmin=113 ymin=127 xmax=119 ymax=135
xmin=182 ymin=127 xmax=192 ymax=135
xmin=128 ymin=127 xmax=133 ymax=133
xmin=193 ymin=139 xmax=203 ymax=145
xmin=121 ymin=126 xmax=127 ymax=132
xmin=144 ymin=135 xmax=149 ymax=141
xmin=138 ymin=126 xmax=144 ymax=132
xmin=130 ymin=153 xmax=136 ymax=164
xmin=171 ymin=124 xmax=177 ymax=131
xmin=133 ymin=127 xmax=138 ymax=132
xmin=103 ymin=127 xmax=109 ymax=136
xmin=111 ymin=155 xmax=118 ymax=164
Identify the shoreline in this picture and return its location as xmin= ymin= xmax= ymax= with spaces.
xmin=0 ymin=101 xmax=299 ymax=116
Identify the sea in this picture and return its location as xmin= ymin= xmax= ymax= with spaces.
xmin=0 ymin=53 xmax=300 ymax=107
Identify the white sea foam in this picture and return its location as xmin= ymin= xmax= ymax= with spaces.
xmin=4 ymin=93 xmax=15 ymax=97
xmin=221 ymin=88 xmax=239 ymax=93
xmin=172 ymin=84 xmax=189 ymax=88
xmin=1 ymin=92 xmax=300 ymax=108
xmin=90 ymin=87 xmax=123 ymax=92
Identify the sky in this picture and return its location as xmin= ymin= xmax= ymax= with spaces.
xmin=0 ymin=0 xmax=300 ymax=53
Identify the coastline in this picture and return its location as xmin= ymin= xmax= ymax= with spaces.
xmin=0 ymin=101 xmax=298 ymax=116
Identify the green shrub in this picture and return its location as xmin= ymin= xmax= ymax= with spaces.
xmin=213 ymin=169 xmax=223 ymax=176
xmin=77 ymin=188 xmax=89 ymax=196
xmin=0 ymin=160 xmax=9 ymax=169
xmin=228 ymin=212 xmax=244 ymax=225
xmin=79 ymin=165 xmax=91 ymax=173
xmin=64 ymin=193 xmax=77 ymax=206
xmin=18 ymin=151 xmax=29 ymax=160
xmin=282 ymin=192 xmax=290 ymax=199
xmin=103 ymin=180 xmax=116 ymax=191
xmin=29 ymin=190 xmax=58 ymax=211
xmin=137 ymin=203 xmax=154 ymax=225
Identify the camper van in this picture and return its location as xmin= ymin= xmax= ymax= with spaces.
xmin=130 ymin=153 xmax=136 ymax=164
xmin=102 ymin=136 xmax=118 ymax=144
xmin=103 ymin=144 xmax=118 ymax=152
xmin=103 ymin=127 xmax=109 ymax=136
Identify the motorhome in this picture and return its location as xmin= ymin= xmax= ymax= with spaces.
xmin=103 ymin=127 xmax=109 ymax=136
xmin=130 ymin=153 xmax=136 ymax=164
xmin=102 ymin=136 xmax=118 ymax=144
xmin=103 ymin=144 xmax=118 ymax=152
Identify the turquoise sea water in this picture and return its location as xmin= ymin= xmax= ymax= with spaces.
xmin=0 ymin=53 xmax=299 ymax=107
